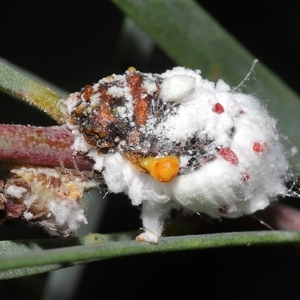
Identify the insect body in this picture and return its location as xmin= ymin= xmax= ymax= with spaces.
xmin=66 ymin=67 xmax=289 ymax=243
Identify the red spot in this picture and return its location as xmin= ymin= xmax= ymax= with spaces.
xmin=241 ymin=173 xmax=250 ymax=181
xmin=213 ymin=103 xmax=224 ymax=114
xmin=218 ymin=206 xmax=227 ymax=214
xmin=253 ymin=142 xmax=268 ymax=153
xmin=219 ymin=148 xmax=239 ymax=164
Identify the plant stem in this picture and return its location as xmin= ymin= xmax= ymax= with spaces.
xmin=0 ymin=124 xmax=94 ymax=170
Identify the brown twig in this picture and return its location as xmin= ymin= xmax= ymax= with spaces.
xmin=0 ymin=124 xmax=94 ymax=170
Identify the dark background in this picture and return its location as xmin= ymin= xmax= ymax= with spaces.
xmin=1 ymin=1 xmax=300 ymax=299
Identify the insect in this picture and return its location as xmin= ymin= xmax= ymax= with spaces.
xmin=66 ymin=66 xmax=289 ymax=243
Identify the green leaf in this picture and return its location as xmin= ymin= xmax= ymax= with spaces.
xmin=0 ymin=233 xmax=108 ymax=279
xmin=0 ymin=61 xmax=66 ymax=124
xmin=1 ymin=231 xmax=300 ymax=280
xmin=112 ymin=0 xmax=300 ymax=173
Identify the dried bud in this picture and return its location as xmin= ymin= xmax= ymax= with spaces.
xmin=0 ymin=165 xmax=97 ymax=236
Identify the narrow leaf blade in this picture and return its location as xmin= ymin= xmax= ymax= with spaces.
xmin=0 ymin=61 xmax=66 ymax=124
xmin=1 ymin=231 xmax=300 ymax=280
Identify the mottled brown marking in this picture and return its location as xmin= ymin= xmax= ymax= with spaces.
xmin=127 ymin=73 xmax=149 ymax=126
xmin=128 ymin=130 xmax=140 ymax=145
xmin=73 ymin=103 xmax=86 ymax=118
xmin=37 ymin=172 xmax=47 ymax=183
xmin=28 ymin=210 xmax=48 ymax=219
xmin=49 ymin=176 xmax=62 ymax=189
xmin=97 ymin=102 xmax=116 ymax=127
xmin=69 ymin=68 xmax=219 ymax=175
xmin=5 ymin=202 xmax=26 ymax=219
xmin=0 ymin=194 xmax=6 ymax=210
xmin=83 ymin=85 xmax=94 ymax=101
xmin=123 ymin=152 xmax=146 ymax=173
xmin=99 ymin=86 xmax=112 ymax=103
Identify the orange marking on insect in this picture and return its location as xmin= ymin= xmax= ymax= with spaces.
xmin=139 ymin=156 xmax=180 ymax=182
xmin=213 ymin=103 xmax=224 ymax=114
xmin=82 ymin=85 xmax=94 ymax=101
xmin=253 ymin=142 xmax=268 ymax=153
xmin=127 ymin=73 xmax=149 ymax=126
xmin=219 ymin=148 xmax=239 ymax=164
xmin=98 ymin=86 xmax=112 ymax=102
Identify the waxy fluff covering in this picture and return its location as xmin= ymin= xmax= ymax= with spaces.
xmin=66 ymin=67 xmax=289 ymax=243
